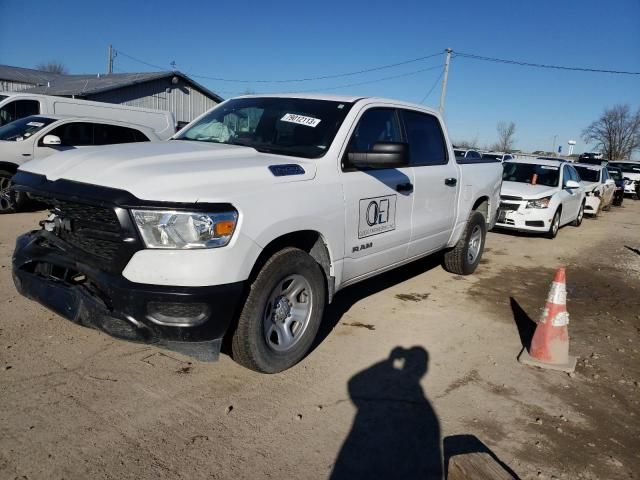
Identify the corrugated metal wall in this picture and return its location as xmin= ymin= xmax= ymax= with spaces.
xmin=88 ymin=77 xmax=219 ymax=123
xmin=0 ymin=80 xmax=35 ymax=92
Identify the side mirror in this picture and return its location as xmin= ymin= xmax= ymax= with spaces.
xmin=565 ymin=180 xmax=580 ymax=189
xmin=42 ymin=134 xmax=61 ymax=146
xmin=347 ymin=142 xmax=409 ymax=169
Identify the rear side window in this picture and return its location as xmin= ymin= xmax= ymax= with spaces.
xmin=94 ymin=124 xmax=150 ymax=145
xmin=0 ymin=99 xmax=40 ymax=126
xmin=401 ymin=109 xmax=447 ymax=166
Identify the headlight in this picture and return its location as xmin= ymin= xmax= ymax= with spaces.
xmin=525 ymin=196 xmax=552 ymax=209
xmin=132 ymin=209 xmax=238 ymax=249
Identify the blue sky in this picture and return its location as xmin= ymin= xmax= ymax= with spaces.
xmin=1 ymin=0 xmax=638 ymax=154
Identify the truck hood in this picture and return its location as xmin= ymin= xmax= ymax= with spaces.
xmin=18 ymin=140 xmax=317 ymax=202
xmin=501 ymin=181 xmax=557 ymax=200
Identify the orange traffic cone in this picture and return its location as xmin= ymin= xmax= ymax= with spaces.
xmin=518 ymin=267 xmax=577 ymax=373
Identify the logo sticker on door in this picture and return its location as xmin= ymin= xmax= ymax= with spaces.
xmin=358 ymin=195 xmax=397 ymax=238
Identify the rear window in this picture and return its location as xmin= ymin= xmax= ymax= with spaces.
xmin=574 ymin=166 xmax=600 ymax=183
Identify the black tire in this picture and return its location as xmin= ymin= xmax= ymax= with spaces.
xmin=571 ymin=201 xmax=585 ymax=226
xmin=0 ymin=169 xmax=27 ymax=214
xmin=231 ymin=247 xmax=326 ymax=373
xmin=613 ymin=196 xmax=623 ymax=207
xmin=546 ymin=208 xmax=561 ymax=239
xmin=443 ymin=211 xmax=486 ymax=275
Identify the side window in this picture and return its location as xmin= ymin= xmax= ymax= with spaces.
xmin=601 ymin=168 xmax=608 ymax=182
xmin=348 ymin=108 xmax=401 ymax=153
xmin=0 ymin=100 xmax=40 ymax=126
xmin=46 ymin=122 xmax=94 ymax=146
xmin=93 ymin=124 xmax=150 ymax=145
xmin=504 ymin=155 xmax=513 ymax=162
xmin=562 ymin=166 xmax=570 ymax=187
xmin=401 ymin=109 xmax=447 ymax=166
xmin=469 ymin=151 xmax=482 ymax=159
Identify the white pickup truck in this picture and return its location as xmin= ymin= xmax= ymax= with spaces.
xmin=12 ymin=94 xmax=502 ymax=373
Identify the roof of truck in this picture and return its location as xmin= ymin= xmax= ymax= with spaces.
xmin=234 ymin=93 xmax=441 ymax=113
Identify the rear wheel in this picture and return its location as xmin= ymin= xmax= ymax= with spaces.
xmin=443 ymin=211 xmax=486 ymax=275
xmin=546 ymin=208 xmax=561 ymax=239
xmin=231 ymin=247 xmax=325 ymax=373
xmin=613 ymin=195 xmax=623 ymax=207
xmin=0 ymin=170 xmax=26 ymax=214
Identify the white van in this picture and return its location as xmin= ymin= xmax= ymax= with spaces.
xmin=0 ymin=114 xmax=161 ymax=213
xmin=0 ymin=93 xmax=175 ymax=140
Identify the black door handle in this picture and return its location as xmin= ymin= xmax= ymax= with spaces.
xmin=444 ymin=177 xmax=457 ymax=186
xmin=396 ymin=182 xmax=414 ymax=193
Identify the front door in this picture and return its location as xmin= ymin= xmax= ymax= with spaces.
xmin=341 ymin=107 xmax=413 ymax=282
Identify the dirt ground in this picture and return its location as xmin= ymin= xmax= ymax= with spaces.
xmin=1 ymin=201 xmax=639 ymax=480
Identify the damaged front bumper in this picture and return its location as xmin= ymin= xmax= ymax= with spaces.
xmin=12 ymin=231 xmax=245 ymax=362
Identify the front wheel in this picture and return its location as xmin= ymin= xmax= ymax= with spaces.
xmin=571 ymin=201 xmax=585 ymax=226
xmin=0 ymin=170 xmax=27 ymax=214
xmin=231 ymin=247 xmax=326 ymax=373
xmin=546 ymin=208 xmax=561 ymax=239
xmin=443 ymin=211 xmax=487 ymax=275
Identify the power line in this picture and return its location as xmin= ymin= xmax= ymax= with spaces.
xmin=420 ymin=68 xmax=445 ymax=104
xmin=454 ymin=51 xmax=640 ymax=75
xmin=114 ymin=48 xmax=444 ymax=83
xmin=291 ymin=64 xmax=444 ymax=93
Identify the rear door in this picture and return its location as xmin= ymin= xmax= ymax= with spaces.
xmin=401 ymin=108 xmax=458 ymax=258
xmin=340 ymin=107 xmax=414 ymax=282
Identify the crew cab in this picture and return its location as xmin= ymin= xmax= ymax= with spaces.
xmin=0 ymin=115 xmax=160 ymax=213
xmin=573 ymin=163 xmax=616 ymax=216
xmin=482 ymin=152 xmax=514 ymax=163
xmin=11 ymin=94 xmax=502 ymax=373
xmin=497 ymin=158 xmax=585 ymax=238
xmin=453 ymin=147 xmax=482 ymax=160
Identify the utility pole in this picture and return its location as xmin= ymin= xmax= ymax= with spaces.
xmin=439 ymin=48 xmax=452 ymax=114
xmin=552 ymin=134 xmax=558 ymax=154
xmin=107 ymin=45 xmax=114 ymax=75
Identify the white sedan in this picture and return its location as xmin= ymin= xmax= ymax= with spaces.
xmin=573 ymin=163 xmax=616 ymax=216
xmin=497 ymin=158 xmax=586 ymax=238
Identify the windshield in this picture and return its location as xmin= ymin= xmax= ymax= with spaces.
xmin=574 ymin=166 xmax=600 ymax=182
xmin=0 ymin=95 xmax=8 ymax=102
xmin=503 ymin=162 xmax=560 ymax=187
xmin=607 ymin=168 xmax=622 ymax=180
xmin=482 ymin=153 xmax=502 ymax=160
xmin=0 ymin=115 xmax=56 ymax=141
xmin=174 ymin=97 xmax=354 ymax=159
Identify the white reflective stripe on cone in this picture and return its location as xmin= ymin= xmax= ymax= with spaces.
xmin=547 ymin=281 xmax=567 ymax=305
xmin=551 ymin=311 xmax=570 ymax=327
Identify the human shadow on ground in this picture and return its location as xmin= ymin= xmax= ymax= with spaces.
xmin=330 ymin=346 xmax=442 ymax=480
xmin=509 ymin=297 xmax=536 ymax=350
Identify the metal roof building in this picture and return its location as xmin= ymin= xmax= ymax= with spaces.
xmin=0 ymin=65 xmax=224 ymax=125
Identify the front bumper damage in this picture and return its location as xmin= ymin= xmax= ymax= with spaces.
xmin=12 ymin=231 xmax=245 ymax=361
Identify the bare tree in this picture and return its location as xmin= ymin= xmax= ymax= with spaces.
xmin=496 ymin=121 xmax=516 ymax=152
xmin=35 ymin=61 xmax=68 ymax=74
xmin=453 ymin=134 xmax=479 ymax=149
xmin=582 ymin=104 xmax=640 ymax=160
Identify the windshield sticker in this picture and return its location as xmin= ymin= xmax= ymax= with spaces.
xmin=26 ymin=121 xmax=44 ymax=127
xmin=358 ymin=195 xmax=397 ymax=239
xmin=540 ymin=166 xmax=559 ymax=170
xmin=280 ymin=113 xmax=321 ymax=128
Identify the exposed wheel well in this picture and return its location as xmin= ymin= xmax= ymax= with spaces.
xmin=250 ymin=231 xmax=334 ymax=302
xmin=0 ymin=162 xmax=19 ymax=174
xmin=472 ymin=196 xmax=490 ymax=223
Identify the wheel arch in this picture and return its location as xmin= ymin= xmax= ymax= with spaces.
xmin=0 ymin=162 xmax=20 ymax=174
xmin=472 ymin=196 xmax=490 ymax=223
xmin=249 ymin=230 xmax=335 ymax=303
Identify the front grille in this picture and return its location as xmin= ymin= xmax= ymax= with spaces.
xmin=33 ymin=195 xmax=129 ymax=267
xmin=500 ymin=202 xmax=520 ymax=211
xmin=500 ymin=195 xmax=523 ymax=201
